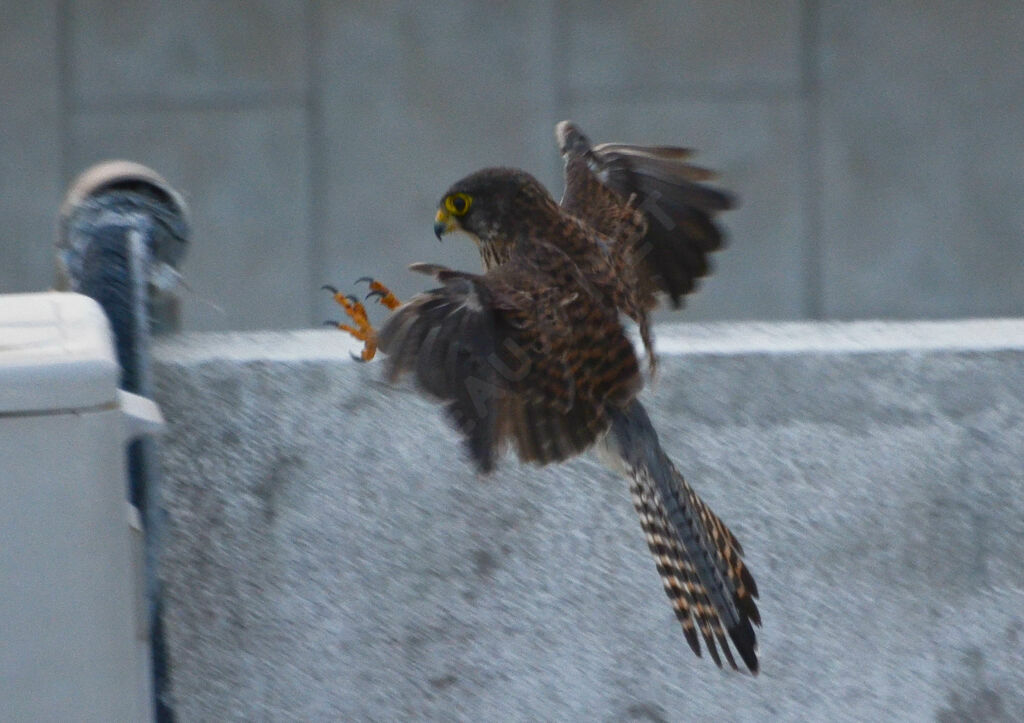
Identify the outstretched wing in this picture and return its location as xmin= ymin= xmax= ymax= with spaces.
xmin=556 ymin=120 xmax=735 ymax=309
xmin=377 ymin=261 xmax=641 ymax=473
xmin=606 ymin=400 xmax=760 ymax=673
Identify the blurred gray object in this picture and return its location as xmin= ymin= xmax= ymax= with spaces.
xmin=57 ymin=160 xmax=190 ymax=337
xmin=57 ymin=160 xmax=191 ymax=722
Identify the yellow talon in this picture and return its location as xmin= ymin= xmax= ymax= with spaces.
xmin=323 ymin=285 xmax=380 ymax=361
xmin=357 ymin=277 xmax=402 ymax=310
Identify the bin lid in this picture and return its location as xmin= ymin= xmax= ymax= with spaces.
xmin=0 ymin=292 xmax=119 ymax=413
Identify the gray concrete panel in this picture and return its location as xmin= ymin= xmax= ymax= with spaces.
xmin=313 ymin=1 xmax=558 ymax=326
xmin=153 ymin=320 xmax=1024 ymax=720
xmin=560 ymin=0 xmax=802 ymax=96
xmin=819 ymin=2 xmax=1024 ymax=319
xmin=68 ymin=0 xmax=308 ymax=104
xmin=0 ymin=1 xmax=62 ymax=294
xmin=68 ymin=106 xmax=312 ymax=331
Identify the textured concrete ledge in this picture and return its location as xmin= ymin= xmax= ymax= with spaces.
xmin=152 ymin=320 xmax=1024 ymax=721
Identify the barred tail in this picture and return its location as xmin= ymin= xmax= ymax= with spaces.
xmin=602 ymin=400 xmax=760 ymax=673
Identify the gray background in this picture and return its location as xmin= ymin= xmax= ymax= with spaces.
xmin=2 ymin=1 xmax=1023 ymax=331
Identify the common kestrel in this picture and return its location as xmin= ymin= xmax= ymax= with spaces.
xmin=328 ymin=121 xmax=760 ymax=672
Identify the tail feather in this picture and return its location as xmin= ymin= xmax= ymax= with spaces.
xmin=603 ymin=399 xmax=761 ymax=674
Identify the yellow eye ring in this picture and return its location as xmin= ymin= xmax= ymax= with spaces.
xmin=445 ymin=193 xmax=472 ymax=216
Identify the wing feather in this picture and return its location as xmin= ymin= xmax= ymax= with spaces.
xmin=378 ymin=263 xmax=638 ymax=472
xmin=556 ymin=120 xmax=735 ymax=309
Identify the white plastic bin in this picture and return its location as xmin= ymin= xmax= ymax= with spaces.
xmin=0 ymin=292 xmax=160 ymax=722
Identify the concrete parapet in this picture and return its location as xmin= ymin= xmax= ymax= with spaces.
xmin=153 ymin=320 xmax=1024 ymax=720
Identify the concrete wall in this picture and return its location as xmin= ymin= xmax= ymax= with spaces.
xmin=3 ymin=2 xmax=1023 ymax=330
xmin=152 ymin=320 xmax=1024 ymax=720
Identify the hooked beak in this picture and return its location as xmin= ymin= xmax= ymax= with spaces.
xmin=434 ymin=208 xmax=457 ymax=240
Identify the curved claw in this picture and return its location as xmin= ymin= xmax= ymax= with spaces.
xmin=365 ymin=289 xmax=386 ymax=301
xmin=326 ymin=285 xmax=378 ymax=361
xmin=321 ymin=284 xmax=339 ymax=294
xmin=355 ymin=276 xmax=375 ymax=285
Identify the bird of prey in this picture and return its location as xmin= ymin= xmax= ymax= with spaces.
xmin=327 ymin=121 xmax=761 ymax=673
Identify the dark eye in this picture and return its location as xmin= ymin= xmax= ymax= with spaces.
xmin=445 ymin=193 xmax=472 ymax=216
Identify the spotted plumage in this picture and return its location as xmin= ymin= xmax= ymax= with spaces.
xmin=370 ymin=121 xmax=759 ymax=672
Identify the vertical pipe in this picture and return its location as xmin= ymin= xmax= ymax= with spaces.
xmin=58 ymin=162 xmax=190 ymax=722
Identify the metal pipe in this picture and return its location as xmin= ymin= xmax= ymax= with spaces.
xmin=58 ymin=161 xmax=191 ymax=722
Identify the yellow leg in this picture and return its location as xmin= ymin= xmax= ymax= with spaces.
xmin=324 ymin=278 xmax=404 ymax=361
xmin=323 ymin=286 xmax=379 ymax=361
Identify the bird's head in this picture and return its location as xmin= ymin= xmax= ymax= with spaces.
xmin=434 ymin=167 xmax=556 ymax=267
